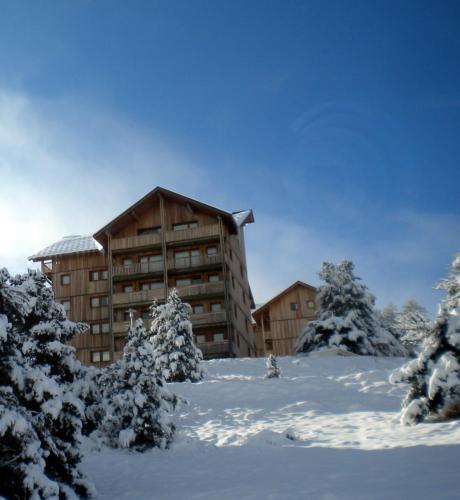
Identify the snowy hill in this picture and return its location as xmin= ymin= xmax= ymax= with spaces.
xmin=83 ymin=356 xmax=460 ymax=499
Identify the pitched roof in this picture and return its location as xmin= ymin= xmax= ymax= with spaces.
xmin=93 ymin=186 xmax=253 ymax=247
xmin=252 ymin=281 xmax=317 ymax=317
xmin=29 ymin=235 xmax=102 ymax=261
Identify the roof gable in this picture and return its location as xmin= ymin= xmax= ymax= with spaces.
xmin=252 ymin=281 xmax=317 ymax=317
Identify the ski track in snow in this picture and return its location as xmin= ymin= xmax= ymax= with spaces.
xmin=83 ymin=356 xmax=460 ymax=499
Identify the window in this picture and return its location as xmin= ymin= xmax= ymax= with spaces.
xmin=192 ymin=304 xmax=205 ymax=314
xmin=61 ymin=300 xmax=70 ymax=313
xmin=122 ymin=258 xmax=133 ymax=268
xmin=176 ymin=278 xmax=191 ymax=286
xmin=191 ymin=277 xmax=202 ymax=285
xmin=206 ymin=246 xmax=218 ymax=256
xmin=123 ymin=310 xmax=134 ymax=321
xmin=307 ymin=300 xmax=315 ymax=309
xmin=61 ymin=274 xmax=70 ymax=286
xmin=213 ymin=333 xmax=224 ymax=342
xmin=92 ymin=350 xmax=110 ymax=363
xmin=90 ymin=270 xmax=108 ymax=281
xmin=173 ymin=221 xmax=198 ymax=231
xmin=290 ymin=302 xmax=299 ymax=311
xmin=90 ymin=323 xmax=109 ymax=335
xmin=174 ymin=249 xmax=200 ymax=267
xmin=123 ymin=284 xmax=134 ymax=293
xmin=139 ymin=254 xmax=163 ymax=272
xmin=208 ymin=274 xmax=219 ymax=283
xmin=91 ymin=296 xmax=108 ymax=308
xmin=211 ymin=303 xmax=221 ymax=312
xmin=138 ymin=226 xmax=161 ymax=235
xmin=141 ymin=281 xmax=164 ymax=291
xmin=196 ymin=335 xmax=206 ymax=344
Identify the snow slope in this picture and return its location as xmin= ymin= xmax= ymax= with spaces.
xmin=82 ymin=356 xmax=460 ymax=499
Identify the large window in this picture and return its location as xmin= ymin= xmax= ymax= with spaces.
xmin=213 ymin=333 xmax=224 ymax=342
xmin=196 ymin=335 xmax=206 ymax=344
xmin=211 ymin=303 xmax=222 ymax=312
xmin=174 ymin=249 xmax=200 ymax=267
xmin=172 ymin=221 xmax=198 ymax=231
xmin=123 ymin=284 xmax=134 ymax=293
xmin=176 ymin=276 xmax=202 ymax=286
xmin=91 ymin=351 xmax=110 ymax=363
xmin=208 ymin=274 xmax=219 ymax=283
xmin=139 ymin=254 xmax=163 ymax=272
xmin=206 ymin=246 xmax=218 ymax=256
xmin=192 ymin=304 xmax=205 ymax=314
xmin=61 ymin=300 xmax=70 ymax=314
xmin=91 ymin=323 xmax=110 ymax=335
xmin=141 ymin=281 xmax=164 ymax=291
xmin=89 ymin=270 xmax=108 ymax=281
xmin=91 ymin=296 xmax=108 ymax=308
xmin=61 ymin=274 xmax=70 ymax=286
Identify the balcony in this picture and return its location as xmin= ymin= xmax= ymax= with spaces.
xmin=112 ymin=287 xmax=165 ymax=306
xmin=165 ymin=224 xmax=220 ymax=245
xmin=113 ymin=261 xmax=164 ymax=279
xmin=192 ymin=310 xmax=227 ymax=326
xmin=199 ymin=340 xmax=230 ymax=358
xmin=168 ymin=253 xmax=222 ymax=272
xmin=111 ymin=232 xmax=162 ymax=252
xmin=176 ymin=282 xmax=225 ymax=299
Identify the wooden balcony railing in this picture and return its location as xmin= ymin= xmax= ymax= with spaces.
xmin=168 ymin=253 xmax=222 ymax=271
xmin=113 ymin=261 xmax=164 ymax=278
xmin=176 ymin=282 xmax=225 ymax=299
xmin=165 ymin=224 xmax=220 ymax=244
xmin=192 ymin=310 xmax=227 ymax=326
xmin=199 ymin=340 xmax=230 ymax=357
xmin=112 ymin=287 xmax=165 ymax=306
xmin=111 ymin=232 xmax=162 ymax=252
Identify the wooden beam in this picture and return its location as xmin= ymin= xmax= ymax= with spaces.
xmin=158 ymin=193 xmax=169 ymax=299
xmin=106 ymin=230 xmax=115 ymax=362
xmin=218 ymin=215 xmax=233 ymax=357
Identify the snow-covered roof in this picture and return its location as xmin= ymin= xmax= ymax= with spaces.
xmin=232 ymin=209 xmax=254 ymax=227
xmin=29 ymin=235 xmax=102 ymax=261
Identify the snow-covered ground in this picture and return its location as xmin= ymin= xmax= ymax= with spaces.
xmin=83 ymin=356 xmax=460 ymax=499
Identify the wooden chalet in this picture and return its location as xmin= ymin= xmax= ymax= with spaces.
xmin=29 ymin=187 xmax=255 ymax=366
xmin=252 ymin=281 xmax=318 ymax=356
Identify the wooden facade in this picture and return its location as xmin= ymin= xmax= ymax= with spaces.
xmin=252 ymin=281 xmax=318 ymax=357
xmin=29 ymin=187 xmax=255 ymax=367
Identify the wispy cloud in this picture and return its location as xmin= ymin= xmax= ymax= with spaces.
xmin=0 ymin=88 xmax=205 ymax=273
xmin=246 ymin=210 xmax=460 ymax=316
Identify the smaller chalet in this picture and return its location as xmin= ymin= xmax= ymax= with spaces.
xmin=252 ymin=281 xmax=318 ymax=356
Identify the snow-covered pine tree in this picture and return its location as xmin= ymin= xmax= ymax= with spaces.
xmin=436 ymin=253 xmax=460 ymax=313
xmin=264 ymin=354 xmax=280 ymax=379
xmin=149 ymin=289 xmax=204 ymax=382
xmin=391 ymin=254 xmax=460 ymax=424
xmin=379 ymin=303 xmax=401 ymax=338
xmin=100 ymin=319 xmax=176 ymax=450
xmin=396 ymin=299 xmax=431 ymax=353
xmin=294 ymin=261 xmax=407 ymax=357
xmin=0 ymin=268 xmax=94 ymax=498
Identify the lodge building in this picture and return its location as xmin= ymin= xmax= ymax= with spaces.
xmin=252 ymin=281 xmax=318 ymax=356
xmin=29 ymin=187 xmax=255 ymax=366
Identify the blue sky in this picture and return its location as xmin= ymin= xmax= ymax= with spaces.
xmin=1 ymin=0 xmax=460 ymax=314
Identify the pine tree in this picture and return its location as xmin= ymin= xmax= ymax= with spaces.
xmin=436 ymin=253 xmax=460 ymax=313
xmin=264 ymin=354 xmax=280 ymax=379
xmin=379 ymin=303 xmax=401 ymax=338
xmin=391 ymin=255 xmax=460 ymax=424
xmin=100 ymin=319 xmax=176 ymax=450
xmin=396 ymin=299 xmax=431 ymax=353
xmin=295 ymin=261 xmax=407 ymax=357
xmin=0 ymin=268 xmax=94 ymax=498
xmin=149 ymin=289 xmax=204 ymax=382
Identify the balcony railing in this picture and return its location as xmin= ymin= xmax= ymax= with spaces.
xmin=112 ymin=287 xmax=165 ymax=306
xmin=192 ymin=310 xmax=227 ymax=326
xmin=168 ymin=253 xmax=222 ymax=271
xmin=165 ymin=224 xmax=220 ymax=244
xmin=176 ymin=282 xmax=225 ymax=299
xmin=199 ymin=340 xmax=230 ymax=357
xmin=113 ymin=261 xmax=164 ymax=278
xmin=111 ymin=232 xmax=162 ymax=252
